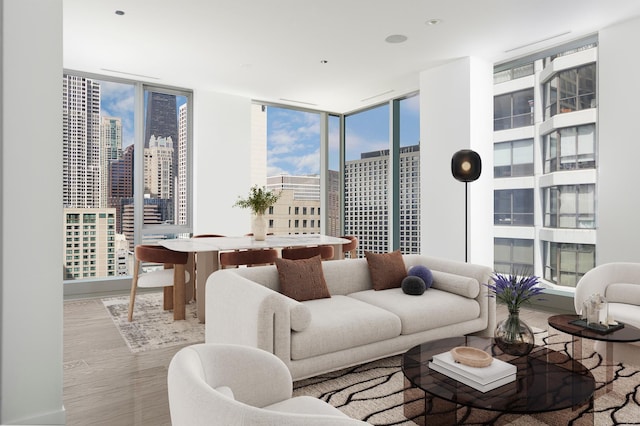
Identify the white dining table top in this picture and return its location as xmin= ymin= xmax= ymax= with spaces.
xmin=159 ymin=234 xmax=350 ymax=252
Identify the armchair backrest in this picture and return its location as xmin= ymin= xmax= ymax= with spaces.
xmin=168 ymin=344 xmax=366 ymax=426
xmin=575 ymin=263 xmax=640 ymax=313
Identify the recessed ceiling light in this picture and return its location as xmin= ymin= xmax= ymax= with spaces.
xmin=426 ymin=18 xmax=442 ymax=26
xmin=115 ymin=10 xmax=125 ymax=16
xmin=385 ymin=34 xmax=408 ymax=44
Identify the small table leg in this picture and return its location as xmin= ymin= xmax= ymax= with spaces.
xmin=173 ymin=264 xmax=186 ymax=320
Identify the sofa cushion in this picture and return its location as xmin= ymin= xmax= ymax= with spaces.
xmin=275 ymin=255 xmax=331 ymax=302
xmin=348 ymin=288 xmax=480 ymax=335
xmin=605 ymin=283 xmax=640 ymax=306
xmin=290 ymin=295 xmax=401 ymax=360
xmin=431 ymin=270 xmax=480 ymax=299
xmin=365 ymin=250 xmax=407 ymax=291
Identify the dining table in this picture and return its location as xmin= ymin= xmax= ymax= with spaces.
xmin=160 ymin=234 xmax=350 ymax=322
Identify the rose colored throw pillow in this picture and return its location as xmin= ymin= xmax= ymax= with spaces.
xmin=275 ymin=255 xmax=331 ymax=302
xmin=365 ymin=250 xmax=407 ymax=291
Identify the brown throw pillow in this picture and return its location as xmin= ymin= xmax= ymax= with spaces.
xmin=365 ymin=250 xmax=407 ymax=291
xmin=275 ymin=255 xmax=331 ymax=302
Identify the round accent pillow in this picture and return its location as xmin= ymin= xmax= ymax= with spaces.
xmin=401 ymin=276 xmax=426 ymax=295
xmin=407 ymin=265 xmax=433 ymax=289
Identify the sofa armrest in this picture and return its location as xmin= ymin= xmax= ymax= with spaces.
xmin=205 ymin=269 xmax=308 ymax=364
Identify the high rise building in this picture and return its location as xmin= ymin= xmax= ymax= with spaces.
xmin=344 ymin=145 xmax=421 ymax=257
xmin=63 ymin=208 xmax=116 ymax=279
xmin=144 ymin=92 xmax=178 ymax=148
xmin=266 ymin=175 xmax=321 ymax=235
xmin=100 ymin=116 xmax=122 ymax=208
xmin=109 ymin=144 xmax=134 ymax=233
xmin=62 ymin=75 xmax=101 ymax=208
xmin=493 ymin=38 xmax=597 ymax=288
xmin=145 ymin=136 xmax=174 ymax=208
xmin=327 ymin=170 xmax=341 ymax=237
xmin=178 ymin=104 xmax=188 ymax=225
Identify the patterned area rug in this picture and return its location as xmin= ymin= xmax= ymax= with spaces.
xmin=102 ymin=292 xmax=204 ymax=353
xmin=294 ymin=333 xmax=640 ymax=425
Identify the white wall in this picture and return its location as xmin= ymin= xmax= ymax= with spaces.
xmin=419 ymin=57 xmax=494 ymax=266
xmin=193 ymin=91 xmax=253 ymax=236
xmin=1 ymin=0 xmax=65 ymax=424
xmin=597 ymin=16 xmax=640 ymax=265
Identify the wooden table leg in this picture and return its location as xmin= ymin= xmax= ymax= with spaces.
xmin=196 ymin=250 xmax=219 ymax=323
xmin=173 ymin=264 xmax=186 ymax=320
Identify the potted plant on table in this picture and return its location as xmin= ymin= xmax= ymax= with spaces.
xmin=485 ymin=271 xmax=544 ymax=356
xmin=234 ymin=185 xmax=280 ymax=240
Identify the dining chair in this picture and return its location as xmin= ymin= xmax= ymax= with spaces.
xmin=340 ymin=235 xmax=358 ymax=259
xmin=128 ymin=244 xmax=190 ymax=322
xmin=219 ymin=248 xmax=279 ymax=268
xmin=281 ymin=245 xmax=334 ymax=261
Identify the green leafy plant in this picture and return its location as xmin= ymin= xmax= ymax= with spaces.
xmin=233 ymin=185 xmax=281 ymax=215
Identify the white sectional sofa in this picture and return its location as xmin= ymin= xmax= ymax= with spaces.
xmin=205 ymin=254 xmax=495 ymax=380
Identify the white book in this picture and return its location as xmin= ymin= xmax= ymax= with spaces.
xmin=429 ymin=361 xmax=517 ymax=393
xmin=431 ymin=350 xmax=516 ymax=385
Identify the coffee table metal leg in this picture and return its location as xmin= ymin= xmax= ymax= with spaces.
xmin=605 ymin=341 xmax=613 ymax=393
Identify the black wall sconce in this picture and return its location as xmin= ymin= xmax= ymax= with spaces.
xmin=451 ymin=149 xmax=482 ymax=262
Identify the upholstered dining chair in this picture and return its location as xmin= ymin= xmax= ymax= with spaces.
xmin=128 ymin=244 xmax=190 ymax=322
xmin=340 ymin=235 xmax=358 ymax=259
xmin=168 ymin=343 xmax=367 ymax=426
xmin=219 ymin=248 xmax=279 ymax=268
xmin=281 ymin=245 xmax=334 ymax=261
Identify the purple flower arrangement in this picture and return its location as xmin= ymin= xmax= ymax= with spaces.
xmin=485 ymin=272 xmax=544 ymax=312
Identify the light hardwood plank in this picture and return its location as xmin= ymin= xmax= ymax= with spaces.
xmin=63 ymin=295 xmax=567 ymax=425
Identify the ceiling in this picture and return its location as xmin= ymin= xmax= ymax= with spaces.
xmin=63 ymin=0 xmax=640 ymax=113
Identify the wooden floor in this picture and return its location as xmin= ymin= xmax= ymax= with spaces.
xmin=63 ymin=296 xmax=563 ymax=425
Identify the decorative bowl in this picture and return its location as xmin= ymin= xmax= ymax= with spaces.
xmin=450 ymin=346 xmax=493 ymax=368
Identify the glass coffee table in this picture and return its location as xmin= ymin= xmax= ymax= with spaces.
xmin=548 ymin=313 xmax=640 ymax=393
xmin=402 ymin=336 xmax=595 ymax=425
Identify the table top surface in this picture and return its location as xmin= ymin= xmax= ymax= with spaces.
xmin=402 ymin=336 xmax=594 ymax=414
xmin=548 ymin=313 xmax=640 ymax=343
xmin=159 ymin=234 xmax=350 ymax=252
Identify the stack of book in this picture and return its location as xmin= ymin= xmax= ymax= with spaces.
xmin=429 ymin=350 xmax=517 ymax=392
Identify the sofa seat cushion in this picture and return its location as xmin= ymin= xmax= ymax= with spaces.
xmin=291 ymin=295 xmax=401 ymax=360
xmin=348 ymin=288 xmax=480 ymax=335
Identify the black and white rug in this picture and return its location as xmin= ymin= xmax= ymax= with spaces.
xmin=102 ymin=292 xmax=204 ymax=353
xmin=294 ymin=334 xmax=640 ymax=425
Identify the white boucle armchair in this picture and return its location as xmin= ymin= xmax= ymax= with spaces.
xmin=167 ymin=343 xmax=368 ymax=426
xmin=574 ymin=262 xmax=640 ymax=365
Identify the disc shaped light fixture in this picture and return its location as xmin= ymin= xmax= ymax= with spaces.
xmin=451 ymin=149 xmax=482 ymax=182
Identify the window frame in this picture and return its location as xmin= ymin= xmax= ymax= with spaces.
xmin=62 ymin=70 xmax=193 ymax=296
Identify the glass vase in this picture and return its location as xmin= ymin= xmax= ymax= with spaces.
xmin=494 ymin=309 xmax=534 ymax=356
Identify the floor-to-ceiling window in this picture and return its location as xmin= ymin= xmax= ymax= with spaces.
xmin=344 ymin=104 xmax=390 ymax=256
xmin=493 ymin=36 xmax=597 ymax=288
xmin=62 ymin=72 xmax=192 ymax=291
xmin=344 ymin=93 xmax=420 ymax=256
xmin=251 ymin=104 xmax=322 ymax=236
